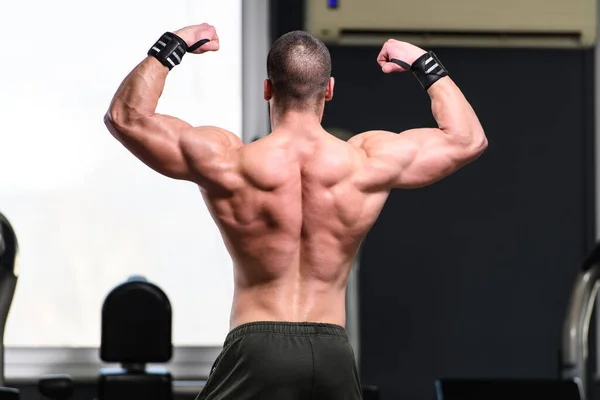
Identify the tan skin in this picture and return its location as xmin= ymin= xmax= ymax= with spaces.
xmin=105 ymin=24 xmax=487 ymax=329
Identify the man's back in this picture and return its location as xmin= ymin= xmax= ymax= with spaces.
xmin=204 ymin=127 xmax=389 ymax=328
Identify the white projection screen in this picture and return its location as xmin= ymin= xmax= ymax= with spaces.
xmin=0 ymin=1 xmax=241 ymax=347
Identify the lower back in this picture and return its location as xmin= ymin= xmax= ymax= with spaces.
xmin=230 ymin=269 xmax=349 ymax=329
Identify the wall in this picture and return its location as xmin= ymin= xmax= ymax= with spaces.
xmin=272 ymin=1 xmax=596 ymax=399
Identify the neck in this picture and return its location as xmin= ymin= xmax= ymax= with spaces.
xmin=271 ymin=108 xmax=323 ymax=131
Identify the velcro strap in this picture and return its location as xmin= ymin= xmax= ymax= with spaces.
xmin=410 ymin=51 xmax=448 ymax=90
xmin=148 ymin=32 xmax=188 ymax=70
xmin=390 ymin=59 xmax=411 ymax=70
xmin=188 ymin=39 xmax=210 ymax=53
xmin=148 ymin=33 xmax=212 ymax=70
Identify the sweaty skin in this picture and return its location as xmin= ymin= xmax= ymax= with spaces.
xmin=105 ymin=25 xmax=487 ymax=329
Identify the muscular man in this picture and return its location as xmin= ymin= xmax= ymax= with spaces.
xmin=105 ymin=23 xmax=487 ymax=400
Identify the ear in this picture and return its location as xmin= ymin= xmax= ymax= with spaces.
xmin=264 ymin=79 xmax=273 ymax=101
xmin=325 ymin=77 xmax=335 ymax=101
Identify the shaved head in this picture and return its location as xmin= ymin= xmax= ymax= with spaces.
xmin=267 ymin=31 xmax=332 ymax=112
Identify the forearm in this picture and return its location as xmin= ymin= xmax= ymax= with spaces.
xmin=427 ymin=77 xmax=486 ymax=148
xmin=106 ymin=57 xmax=171 ymax=128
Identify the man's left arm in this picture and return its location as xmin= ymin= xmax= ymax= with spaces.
xmin=104 ymin=23 xmax=242 ymax=189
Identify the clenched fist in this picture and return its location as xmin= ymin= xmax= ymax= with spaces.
xmin=174 ymin=23 xmax=220 ymax=54
xmin=377 ymin=39 xmax=427 ymax=74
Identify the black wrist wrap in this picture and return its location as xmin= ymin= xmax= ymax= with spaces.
xmin=148 ymin=32 xmax=188 ymax=70
xmin=410 ymin=51 xmax=448 ymax=90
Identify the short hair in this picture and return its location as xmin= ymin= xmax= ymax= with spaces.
xmin=267 ymin=31 xmax=332 ymax=112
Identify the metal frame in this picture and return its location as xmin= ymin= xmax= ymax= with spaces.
xmin=346 ymin=254 xmax=361 ymax=365
xmin=242 ymin=0 xmax=271 ymax=143
xmin=596 ymin=0 xmax=600 ymax=380
xmin=562 ymin=267 xmax=600 ymax=400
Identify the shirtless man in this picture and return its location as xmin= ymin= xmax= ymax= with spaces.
xmin=105 ymin=23 xmax=487 ymax=400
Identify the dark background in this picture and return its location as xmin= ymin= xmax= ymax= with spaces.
xmin=272 ymin=1 xmax=596 ymax=399
xmin=6 ymin=1 xmax=598 ymax=399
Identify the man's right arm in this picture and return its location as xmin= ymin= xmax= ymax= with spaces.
xmin=349 ymin=40 xmax=487 ymax=190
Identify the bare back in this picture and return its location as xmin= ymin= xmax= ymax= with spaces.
xmin=202 ymin=128 xmax=389 ymax=329
xmin=106 ymin=26 xmax=486 ymax=340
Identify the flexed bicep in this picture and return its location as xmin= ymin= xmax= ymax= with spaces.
xmin=351 ymin=40 xmax=487 ymax=191
xmin=353 ymin=129 xmax=478 ymax=190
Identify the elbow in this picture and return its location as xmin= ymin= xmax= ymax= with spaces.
xmin=104 ymin=111 xmax=115 ymax=131
xmin=473 ymin=129 xmax=488 ymax=154
xmin=464 ymin=127 xmax=488 ymax=159
xmin=104 ymin=110 xmax=122 ymax=140
xmin=104 ymin=106 xmax=137 ymax=140
xmin=450 ymin=128 xmax=487 ymax=161
xmin=104 ymin=105 xmax=126 ymax=130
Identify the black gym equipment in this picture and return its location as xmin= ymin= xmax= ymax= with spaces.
xmin=38 ymin=375 xmax=73 ymax=400
xmin=362 ymin=385 xmax=380 ymax=399
xmin=0 ymin=388 xmax=18 ymax=400
xmin=0 ymin=213 xmax=19 ymax=400
xmin=435 ymin=379 xmax=582 ymax=400
xmin=98 ymin=276 xmax=173 ymax=400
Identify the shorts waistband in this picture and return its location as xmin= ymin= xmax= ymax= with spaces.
xmin=225 ymin=321 xmax=348 ymax=346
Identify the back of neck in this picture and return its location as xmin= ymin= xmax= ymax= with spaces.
xmin=272 ymin=110 xmax=323 ymax=131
